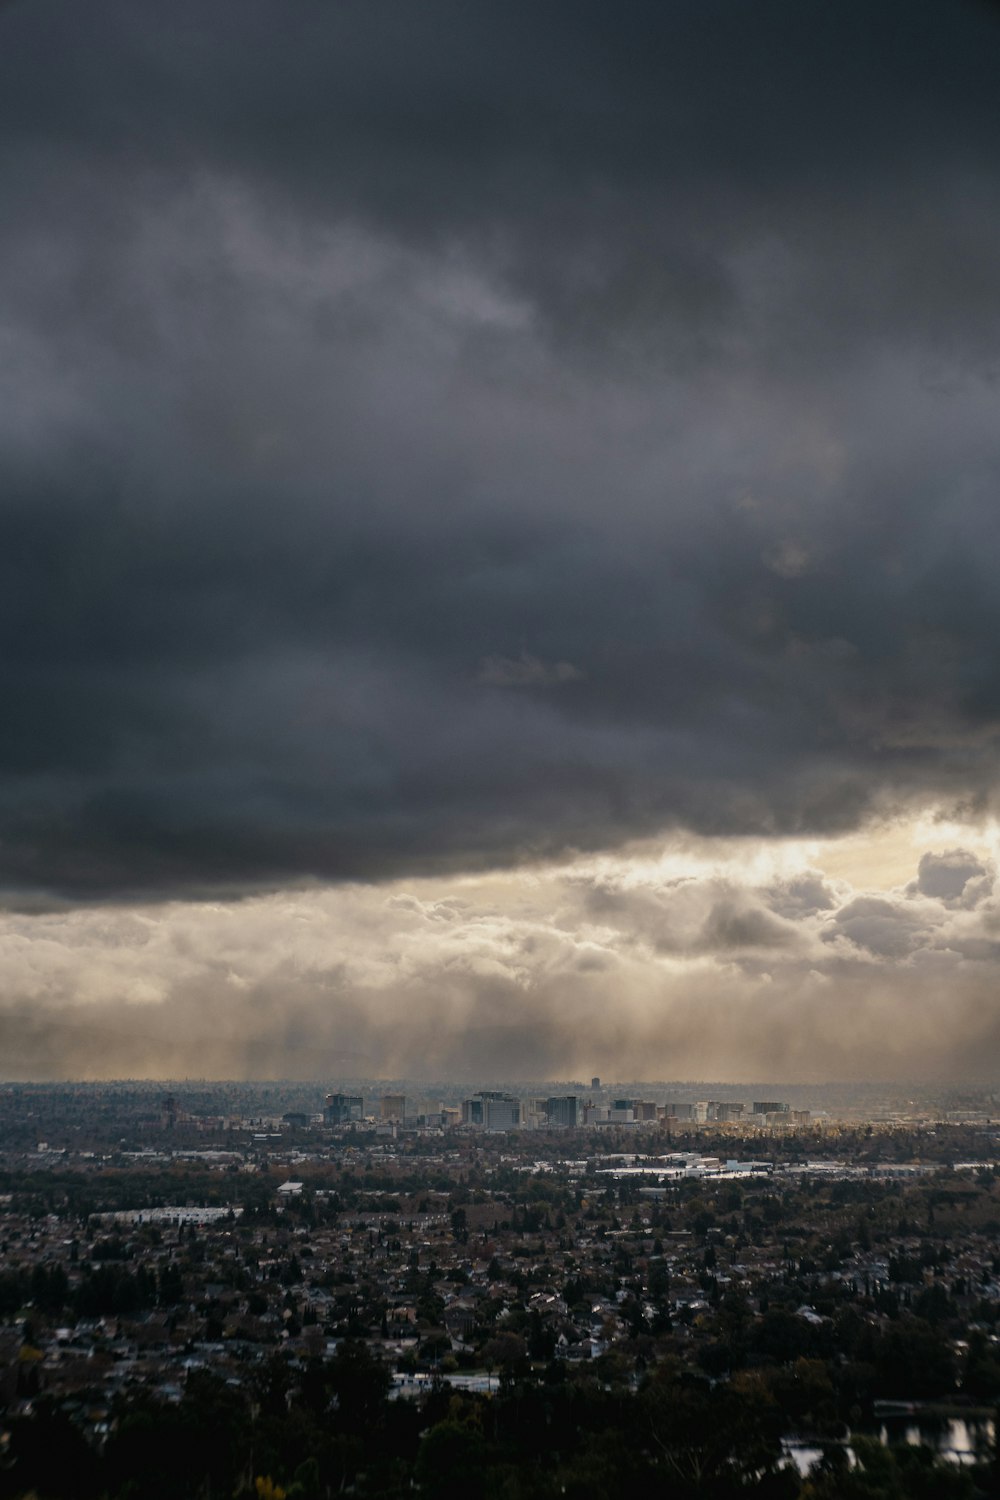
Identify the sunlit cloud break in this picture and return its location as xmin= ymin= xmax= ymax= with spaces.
xmin=1 ymin=814 xmax=999 ymax=1082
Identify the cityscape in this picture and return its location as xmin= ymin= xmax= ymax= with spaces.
xmin=4 ymin=1079 xmax=1000 ymax=1494
xmin=4 ymin=0 xmax=1000 ymax=1495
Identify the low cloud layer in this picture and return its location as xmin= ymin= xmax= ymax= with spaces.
xmin=0 ymin=3 xmax=1000 ymax=900
xmin=3 ymin=827 xmax=1000 ymax=1082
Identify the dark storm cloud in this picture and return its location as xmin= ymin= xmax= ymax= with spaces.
xmin=2 ymin=0 xmax=1000 ymax=900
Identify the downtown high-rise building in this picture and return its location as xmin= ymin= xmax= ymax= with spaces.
xmin=546 ymin=1095 xmax=579 ymax=1128
xmin=324 ymin=1092 xmax=364 ymax=1125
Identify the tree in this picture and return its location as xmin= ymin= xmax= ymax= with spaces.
xmin=327 ymin=1338 xmax=390 ymax=1429
xmin=415 ymin=1420 xmax=488 ymax=1500
xmin=482 ymin=1332 xmax=528 ymax=1389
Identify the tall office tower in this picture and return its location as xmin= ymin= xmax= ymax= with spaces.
xmin=546 ymin=1095 xmax=579 ymax=1128
xmin=461 ymin=1097 xmax=485 ymax=1125
xmin=484 ymin=1094 xmax=521 ymax=1130
xmin=324 ymin=1092 xmax=364 ymax=1125
xmin=462 ymin=1091 xmax=522 ymax=1129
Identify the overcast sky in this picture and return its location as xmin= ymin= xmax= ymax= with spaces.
xmin=3 ymin=0 xmax=1000 ymax=1081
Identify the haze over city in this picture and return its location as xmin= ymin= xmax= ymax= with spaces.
xmin=3 ymin=0 xmax=1000 ymax=1082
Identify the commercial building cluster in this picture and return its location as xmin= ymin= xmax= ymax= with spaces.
xmin=322 ymin=1090 xmax=810 ymax=1133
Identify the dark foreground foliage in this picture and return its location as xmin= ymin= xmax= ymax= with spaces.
xmin=0 ymin=1341 xmax=991 ymax=1500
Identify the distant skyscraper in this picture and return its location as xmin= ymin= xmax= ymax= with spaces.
xmin=380 ymin=1094 xmax=405 ymax=1121
xmin=461 ymin=1091 xmax=521 ymax=1129
xmin=591 ymin=1077 xmax=601 ymax=1090
xmin=546 ymin=1095 xmax=579 ymax=1128
xmin=484 ymin=1094 xmax=520 ymax=1130
xmin=324 ymin=1092 xmax=364 ymax=1125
